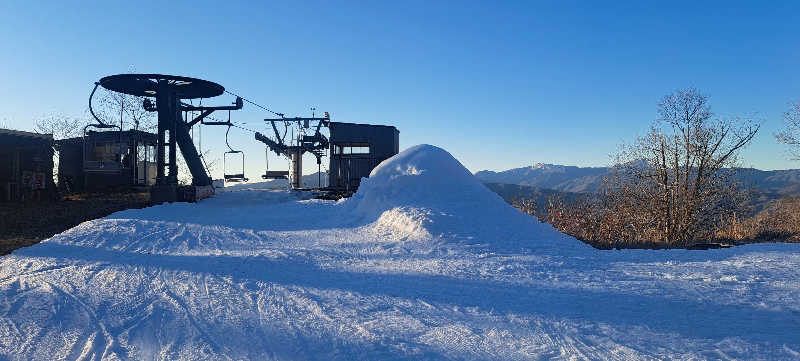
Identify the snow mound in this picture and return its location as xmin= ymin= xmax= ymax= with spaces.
xmin=351 ymin=144 xmax=487 ymax=210
xmin=346 ymin=144 xmax=572 ymax=251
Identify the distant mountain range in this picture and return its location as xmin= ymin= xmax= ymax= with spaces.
xmin=482 ymin=182 xmax=583 ymax=215
xmin=475 ymin=164 xmax=608 ymax=193
xmin=476 ymin=164 xmax=800 ymax=200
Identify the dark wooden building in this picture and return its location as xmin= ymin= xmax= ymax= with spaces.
xmin=0 ymin=129 xmax=56 ymax=201
xmin=57 ymin=130 xmax=158 ymax=191
xmin=328 ymin=122 xmax=400 ymax=190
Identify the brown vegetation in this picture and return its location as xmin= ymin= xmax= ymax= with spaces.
xmin=515 ymin=88 xmax=770 ymax=249
xmin=715 ymin=197 xmax=800 ymax=243
xmin=0 ymin=192 xmax=151 ymax=256
xmin=516 ymin=194 xmax=800 ymax=249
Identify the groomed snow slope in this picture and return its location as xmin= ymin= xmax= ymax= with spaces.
xmin=1 ymin=144 xmax=799 ymax=360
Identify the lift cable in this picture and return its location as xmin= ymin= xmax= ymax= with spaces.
xmin=212 ymin=90 xmax=309 ymax=145
xmin=223 ymin=90 xmax=284 ymax=117
xmin=231 ymin=123 xmax=260 ymax=134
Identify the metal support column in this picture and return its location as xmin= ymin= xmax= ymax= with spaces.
xmin=155 ymin=83 xmax=169 ymax=185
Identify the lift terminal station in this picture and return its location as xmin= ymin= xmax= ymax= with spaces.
xmin=85 ymin=73 xmax=398 ymax=203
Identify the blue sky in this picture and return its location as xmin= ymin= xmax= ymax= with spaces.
xmin=1 ymin=1 xmax=798 ymax=177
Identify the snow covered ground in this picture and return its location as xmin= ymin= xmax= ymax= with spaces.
xmin=1 ymin=144 xmax=799 ymax=360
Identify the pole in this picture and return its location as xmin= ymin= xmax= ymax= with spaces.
xmin=120 ymin=98 xmax=124 ymax=131
xmin=155 ymin=83 xmax=167 ymax=185
xmin=168 ymin=92 xmax=178 ymax=184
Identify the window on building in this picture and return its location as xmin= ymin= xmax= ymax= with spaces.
xmin=334 ymin=143 xmax=370 ymax=155
xmin=90 ymin=142 xmax=117 ymax=162
xmin=86 ymin=141 xmax=129 ymax=168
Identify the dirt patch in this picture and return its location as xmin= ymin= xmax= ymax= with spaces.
xmin=0 ymin=192 xmax=152 ymax=256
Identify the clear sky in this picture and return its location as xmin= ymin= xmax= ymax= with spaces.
xmin=1 ymin=1 xmax=798 ymax=178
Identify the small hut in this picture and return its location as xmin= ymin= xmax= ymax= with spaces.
xmin=0 ymin=129 xmax=56 ymax=201
xmin=328 ymin=122 xmax=400 ymax=191
xmin=56 ymin=130 xmax=158 ymax=192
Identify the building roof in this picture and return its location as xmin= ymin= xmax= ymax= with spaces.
xmin=329 ymin=121 xmax=399 ymax=131
xmin=58 ymin=129 xmax=158 ymax=144
xmin=0 ymin=128 xmax=53 ymax=140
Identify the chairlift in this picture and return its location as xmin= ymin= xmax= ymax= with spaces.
xmin=224 ymin=150 xmax=248 ymax=184
xmin=261 ymin=148 xmax=289 ymax=180
xmin=222 ymin=115 xmax=248 ymax=185
xmin=84 ymin=82 xmax=125 ymax=173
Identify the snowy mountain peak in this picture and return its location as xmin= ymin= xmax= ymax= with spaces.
xmin=474 ymin=163 xmax=608 ymax=192
xmin=531 ymin=163 xmax=559 ymax=170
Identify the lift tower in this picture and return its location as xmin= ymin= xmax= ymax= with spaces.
xmin=255 ymin=115 xmax=330 ymax=189
xmin=96 ymin=74 xmax=242 ymax=203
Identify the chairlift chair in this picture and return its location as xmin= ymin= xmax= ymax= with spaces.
xmin=223 ymin=150 xmax=248 ymax=184
xmin=222 ymin=120 xmax=248 ymax=185
xmin=261 ymin=148 xmax=289 ymax=180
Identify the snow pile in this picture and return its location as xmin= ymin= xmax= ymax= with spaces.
xmin=346 ymin=144 xmax=571 ymax=251
xmin=0 ymin=144 xmax=798 ymax=360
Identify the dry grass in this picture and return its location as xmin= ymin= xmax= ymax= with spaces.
xmin=515 ymin=195 xmax=800 ymax=249
xmin=715 ymin=197 xmax=800 ymax=244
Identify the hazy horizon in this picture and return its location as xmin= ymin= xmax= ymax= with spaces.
xmin=474 ymin=162 xmax=800 ymax=173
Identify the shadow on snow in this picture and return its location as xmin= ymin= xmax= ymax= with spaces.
xmin=21 ymin=243 xmax=800 ymax=346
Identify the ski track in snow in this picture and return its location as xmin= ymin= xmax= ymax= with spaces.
xmin=1 ymin=145 xmax=799 ymax=360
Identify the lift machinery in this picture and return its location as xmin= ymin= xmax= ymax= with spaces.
xmin=255 ymin=115 xmax=330 ymax=189
xmin=95 ymin=74 xmax=242 ymax=203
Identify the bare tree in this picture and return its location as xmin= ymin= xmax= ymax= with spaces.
xmin=94 ymin=88 xmax=156 ymax=132
xmin=34 ymin=114 xmax=89 ymax=186
xmin=35 ymin=82 xmax=155 ymax=139
xmin=34 ymin=114 xmax=86 ymax=140
xmin=512 ymin=197 xmax=537 ymax=217
xmin=776 ymin=101 xmax=800 ymax=160
xmin=174 ymin=149 xmax=219 ymax=185
xmin=605 ymin=88 xmax=760 ymax=246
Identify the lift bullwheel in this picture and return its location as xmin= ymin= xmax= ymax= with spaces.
xmin=94 ymin=74 xmax=242 ymax=203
